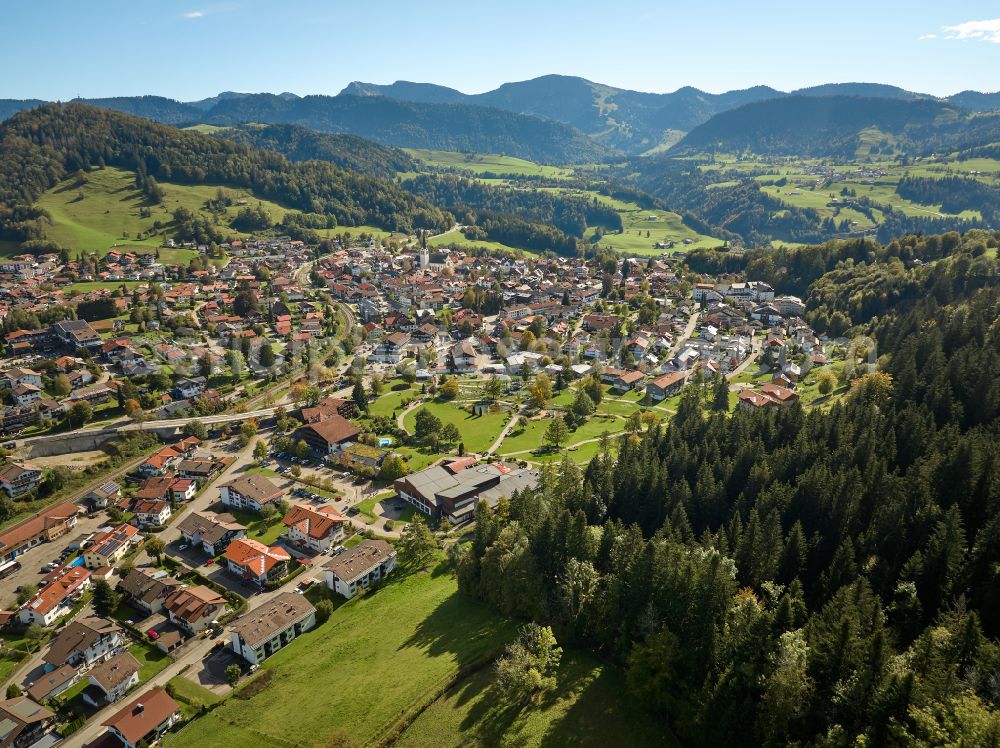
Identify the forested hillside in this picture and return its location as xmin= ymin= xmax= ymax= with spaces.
xmin=453 ymin=233 xmax=1000 ymax=745
xmin=210 ymin=123 xmax=417 ymax=179
xmin=0 ymin=103 xmax=453 ymax=246
xmin=403 ymin=174 xmax=622 ymax=237
xmin=671 ymin=96 xmax=1000 ymax=158
xmin=688 ymin=230 xmax=999 ymax=333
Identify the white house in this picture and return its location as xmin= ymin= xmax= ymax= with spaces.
xmin=229 ymin=592 xmax=316 ymax=665
xmin=323 ymin=540 xmax=397 ymax=599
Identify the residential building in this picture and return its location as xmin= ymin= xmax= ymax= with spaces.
xmin=18 ymin=567 xmax=92 ymax=626
xmin=117 ymin=568 xmax=180 ymax=616
xmin=0 ymin=502 xmax=77 ymax=560
xmin=26 ymin=664 xmax=78 ymax=703
xmin=0 ymin=697 xmax=55 ymax=748
xmin=43 ymin=616 xmax=125 ymax=669
xmin=52 ymin=319 xmax=102 ymax=350
xmin=324 ymin=540 xmax=396 ymax=599
xmin=646 ymin=371 xmax=687 ymax=401
xmin=101 ymin=687 xmax=180 ymax=748
xmin=219 ymin=474 xmax=283 ymax=513
xmin=297 ymin=414 xmax=359 ymax=456
xmin=84 ymin=482 xmax=122 ymax=511
xmin=738 ymin=383 xmax=800 ymax=411
xmin=131 ymin=499 xmax=171 ymax=527
xmin=369 ymin=332 xmax=409 ymax=363
xmin=163 ymin=585 xmax=227 ymax=635
xmin=0 ymin=463 xmax=43 ymax=499
xmin=282 ymin=504 xmax=346 ymax=554
xmin=223 ymin=539 xmax=290 ymax=587
xmin=176 ymin=512 xmax=246 ymax=556
xmin=84 ymin=524 xmax=140 ymax=569
xmin=228 ymin=592 xmax=315 ymax=665
xmin=82 ymin=651 xmax=141 ymax=706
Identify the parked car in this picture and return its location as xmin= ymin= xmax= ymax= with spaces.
xmin=333 ymin=545 xmax=346 ymax=555
xmin=147 ymin=629 xmax=160 ymax=640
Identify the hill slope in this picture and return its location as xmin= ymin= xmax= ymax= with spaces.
xmin=669 ymin=95 xmax=972 ymax=157
xmin=0 ymin=103 xmax=453 ymax=248
xmin=207 ymin=123 xmax=417 ymax=179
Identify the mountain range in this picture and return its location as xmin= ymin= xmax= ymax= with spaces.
xmin=339 ymin=75 xmax=1000 ymax=152
xmin=1 ymin=75 xmax=999 ymax=162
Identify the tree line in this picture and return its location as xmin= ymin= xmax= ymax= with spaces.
xmin=453 ymin=273 xmax=1000 ymax=744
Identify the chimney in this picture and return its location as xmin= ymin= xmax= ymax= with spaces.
xmin=135 ymin=703 xmax=144 ymax=713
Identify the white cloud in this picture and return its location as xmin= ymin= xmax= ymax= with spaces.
xmin=182 ymin=10 xmax=204 ymax=19
xmin=917 ymin=33 xmax=937 ymax=41
xmin=942 ymin=18 xmax=1000 ymax=43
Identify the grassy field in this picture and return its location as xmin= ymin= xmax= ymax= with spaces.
xmin=427 ymin=229 xmax=523 ymax=255
xmin=402 ymin=400 xmax=509 ymax=454
xmin=406 ymin=149 xmax=573 ymax=179
xmin=396 ymin=650 xmax=675 ymax=748
xmin=165 ymin=565 xmax=518 ymax=748
xmin=7 ymin=165 xmax=321 ymax=260
xmin=586 ymin=207 xmax=723 ymax=256
xmin=63 ymin=281 xmax=144 ymax=294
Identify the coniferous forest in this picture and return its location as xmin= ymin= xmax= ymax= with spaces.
xmin=453 ymin=241 xmax=1000 ymax=746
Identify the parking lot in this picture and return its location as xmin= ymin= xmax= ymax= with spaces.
xmin=0 ymin=511 xmax=116 ymax=607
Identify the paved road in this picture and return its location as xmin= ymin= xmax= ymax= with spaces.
xmin=59 ymin=437 xmax=328 ymax=748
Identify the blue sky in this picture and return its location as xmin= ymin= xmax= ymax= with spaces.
xmin=3 ymin=1 xmax=999 ymax=100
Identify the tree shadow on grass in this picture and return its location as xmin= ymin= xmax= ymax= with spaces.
xmin=398 ymin=584 xmax=516 ymax=667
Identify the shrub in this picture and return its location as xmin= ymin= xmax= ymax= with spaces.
xmin=235 ymin=670 xmax=273 ymax=699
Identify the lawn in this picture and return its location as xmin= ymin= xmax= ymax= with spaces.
xmin=165 ymin=564 xmax=518 ymax=748
xmin=167 ymin=676 xmax=221 ymax=718
xmin=395 ymin=651 xmax=675 ymax=748
xmin=63 ymin=281 xmax=143 ymax=294
xmin=499 ymin=414 xmax=624 ymax=456
xmin=229 ymin=508 xmax=286 ymax=546
xmin=368 ymin=383 xmax=418 ymax=419
xmin=129 ymin=641 xmax=172 ymax=681
xmin=355 ymin=491 xmax=418 ymax=524
xmin=402 ymin=401 xmax=509 ymax=455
